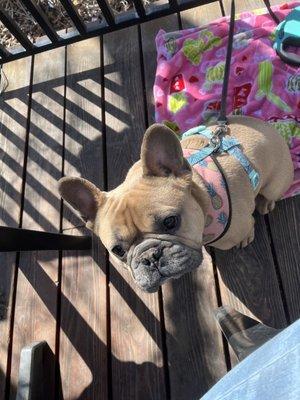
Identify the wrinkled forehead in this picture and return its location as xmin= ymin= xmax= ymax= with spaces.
xmin=126 ymin=176 xmax=188 ymax=215
xmin=96 ymin=177 xmax=189 ymax=243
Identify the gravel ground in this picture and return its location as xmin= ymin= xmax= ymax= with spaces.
xmin=0 ymin=0 xmax=145 ymax=48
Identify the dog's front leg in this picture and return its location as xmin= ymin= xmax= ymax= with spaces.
xmin=237 ymin=215 xmax=255 ymax=249
xmin=255 ymin=194 xmax=276 ymax=215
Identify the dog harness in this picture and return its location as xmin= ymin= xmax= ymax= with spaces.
xmin=182 ymin=124 xmax=260 ymax=245
xmin=178 ymin=0 xmax=261 ymax=245
xmin=183 ymin=147 xmax=230 ymax=245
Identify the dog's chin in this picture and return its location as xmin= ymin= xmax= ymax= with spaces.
xmin=128 ymin=238 xmax=203 ymax=293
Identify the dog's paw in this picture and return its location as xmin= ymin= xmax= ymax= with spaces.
xmin=256 ymin=196 xmax=275 ymax=215
xmin=237 ymin=228 xmax=255 ymax=249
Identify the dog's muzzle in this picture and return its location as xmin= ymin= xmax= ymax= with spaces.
xmin=127 ymin=238 xmax=203 ymax=293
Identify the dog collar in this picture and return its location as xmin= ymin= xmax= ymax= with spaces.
xmin=181 ymin=124 xmax=260 ymax=245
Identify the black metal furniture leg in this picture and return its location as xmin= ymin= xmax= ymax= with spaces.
xmin=0 ymin=226 xmax=92 ymax=252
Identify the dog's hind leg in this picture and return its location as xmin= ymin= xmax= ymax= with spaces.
xmin=256 ymin=144 xmax=293 ymax=215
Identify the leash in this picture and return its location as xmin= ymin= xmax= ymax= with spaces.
xmin=262 ymin=0 xmax=280 ymax=24
xmin=263 ymin=0 xmax=300 ymax=67
xmin=218 ymin=0 xmax=299 ymax=121
xmin=180 ymin=0 xmax=297 ymax=244
xmin=182 ymin=0 xmax=299 ymax=191
xmin=182 ymin=0 xmax=260 ymax=192
xmin=205 ymin=0 xmax=292 ymax=151
xmin=208 ymin=0 xmax=299 ymax=139
xmin=217 ymin=0 xmax=235 ymax=127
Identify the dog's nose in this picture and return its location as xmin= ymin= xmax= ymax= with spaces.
xmin=153 ymin=248 xmax=162 ymax=260
xmin=140 ymin=248 xmax=162 ymax=267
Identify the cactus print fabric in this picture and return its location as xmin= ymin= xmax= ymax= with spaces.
xmin=154 ymin=2 xmax=300 ymax=198
xmin=183 ymin=150 xmax=230 ymax=244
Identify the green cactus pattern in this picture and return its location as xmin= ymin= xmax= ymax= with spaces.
xmin=204 ymin=62 xmax=225 ymax=90
xmin=268 ymin=31 xmax=276 ymax=43
xmin=271 ymin=121 xmax=300 ymax=142
xmin=183 ymin=30 xmax=222 ymax=66
xmin=168 ymin=92 xmax=188 ymax=114
xmin=256 ymin=61 xmax=292 ymax=112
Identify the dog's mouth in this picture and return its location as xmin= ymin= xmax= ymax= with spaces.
xmin=127 ymin=238 xmax=203 ymax=293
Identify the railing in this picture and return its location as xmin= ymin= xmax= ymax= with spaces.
xmin=0 ymin=0 xmax=215 ymax=64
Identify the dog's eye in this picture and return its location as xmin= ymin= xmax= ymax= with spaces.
xmin=112 ymin=245 xmax=125 ymax=258
xmin=163 ymin=215 xmax=179 ymax=231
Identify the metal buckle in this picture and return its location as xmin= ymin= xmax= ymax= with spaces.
xmin=210 ymin=135 xmax=221 ymax=152
xmin=210 ymin=124 xmax=228 ymax=152
xmin=215 ymin=123 xmax=229 ymax=135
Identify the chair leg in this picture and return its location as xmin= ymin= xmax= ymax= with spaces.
xmin=214 ymin=306 xmax=282 ymax=361
xmin=0 ymin=226 xmax=92 ymax=252
xmin=16 ymin=341 xmax=57 ymax=400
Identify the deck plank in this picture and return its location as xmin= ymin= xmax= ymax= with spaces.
xmin=268 ymin=197 xmax=300 ymax=322
xmin=0 ymin=57 xmax=32 ymax=399
xmin=1 ymin=0 xmax=296 ymax=398
xmin=9 ymin=47 xmax=65 ymax=398
xmin=103 ymin=26 xmax=166 ymax=400
xmin=181 ymin=0 xmax=222 ymax=27
xmin=214 ymin=0 xmax=287 ymax=330
xmin=222 ymin=0 xmax=285 ymax=14
xmin=266 ymin=0 xmax=300 ymax=325
xmin=141 ymin=4 xmax=228 ymax=399
xmin=174 ymin=5 xmax=229 ymax=399
xmin=223 ymin=0 xmax=284 ymax=14
xmin=59 ymin=38 xmax=108 ymax=400
xmin=215 ymin=214 xmax=287 ymax=327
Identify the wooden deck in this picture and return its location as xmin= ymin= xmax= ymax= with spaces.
xmin=0 ymin=0 xmax=299 ymax=399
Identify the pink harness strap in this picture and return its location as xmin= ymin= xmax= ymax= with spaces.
xmin=183 ymin=149 xmax=230 ymax=245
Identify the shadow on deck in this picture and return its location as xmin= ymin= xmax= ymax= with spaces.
xmin=0 ymin=1 xmax=299 ymax=399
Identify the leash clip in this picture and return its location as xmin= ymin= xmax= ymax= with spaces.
xmin=215 ymin=123 xmax=229 ymax=135
xmin=210 ymin=124 xmax=228 ymax=152
xmin=210 ymin=135 xmax=221 ymax=152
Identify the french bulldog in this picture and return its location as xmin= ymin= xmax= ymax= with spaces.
xmin=58 ymin=116 xmax=293 ymax=293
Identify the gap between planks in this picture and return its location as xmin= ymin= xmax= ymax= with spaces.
xmin=140 ymin=2 xmax=229 ymax=399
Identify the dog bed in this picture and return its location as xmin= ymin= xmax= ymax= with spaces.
xmin=154 ymin=1 xmax=300 ymax=198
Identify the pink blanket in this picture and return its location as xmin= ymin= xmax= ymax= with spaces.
xmin=154 ymin=2 xmax=300 ymax=198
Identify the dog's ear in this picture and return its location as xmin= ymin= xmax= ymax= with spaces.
xmin=141 ymin=123 xmax=191 ymax=177
xmin=58 ymin=177 xmax=105 ymax=227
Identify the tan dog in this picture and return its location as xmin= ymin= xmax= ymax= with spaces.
xmin=58 ymin=116 xmax=293 ymax=292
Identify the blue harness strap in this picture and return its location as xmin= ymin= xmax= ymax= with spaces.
xmin=182 ymin=125 xmax=260 ymax=191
